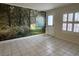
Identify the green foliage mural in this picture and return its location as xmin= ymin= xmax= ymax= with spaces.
xmin=0 ymin=3 xmax=46 ymax=41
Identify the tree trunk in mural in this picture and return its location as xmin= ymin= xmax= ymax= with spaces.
xmin=7 ymin=6 xmax=11 ymax=27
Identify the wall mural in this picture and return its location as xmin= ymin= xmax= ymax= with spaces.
xmin=0 ymin=3 xmax=46 ymax=41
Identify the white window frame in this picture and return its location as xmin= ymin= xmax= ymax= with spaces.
xmin=62 ymin=12 xmax=79 ymax=33
xmin=62 ymin=13 xmax=73 ymax=32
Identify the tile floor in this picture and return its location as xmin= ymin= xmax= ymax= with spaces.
xmin=0 ymin=34 xmax=79 ymax=56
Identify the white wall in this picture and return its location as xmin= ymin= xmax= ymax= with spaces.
xmin=46 ymin=4 xmax=79 ymax=45
xmin=46 ymin=26 xmax=54 ymax=36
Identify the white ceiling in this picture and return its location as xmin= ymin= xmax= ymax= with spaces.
xmin=8 ymin=3 xmax=70 ymax=11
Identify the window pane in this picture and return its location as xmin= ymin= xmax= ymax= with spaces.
xmin=75 ymin=12 xmax=79 ymax=21
xmin=63 ymin=14 xmax=67 ymax=22
xmin=68 ymin=13 xmax=73 ymax=22
xmin=62 ymin=23 xmax=67 ymax=31
xmin=48 ymin=15 xmax=53 ymax=26
xmin=74 ymin=24 xmax=79 ymax=32
xmin=67 ymin=23 xmax=72 ymax=31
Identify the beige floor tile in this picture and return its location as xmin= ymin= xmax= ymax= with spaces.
xmin=0 ymin=34 xmax=79 ymax=56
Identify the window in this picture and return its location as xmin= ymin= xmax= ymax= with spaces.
xmin=67 ymin=23 xmax=72 ymax=31
xmin=62 ymin=12 xmax=79 ymax=33
xmin=73 ymin=12 xmax=79 ymax=32
xmin=74 ymin=24 xmax=79 ymax=32
xmin=62 ymin=13 xmax=73 ymax=31
xmin=75 ymin=12 xmax=79 ymax=22
xmin=68 ymin=13 xmax=73 ymax=22
xmin=62 ymin=23 xmax=67 ymax=31
xmin=48 ymin=15 xmax=53 ymax=26
xmin=63 ymin=14 xmax=67 ymax=22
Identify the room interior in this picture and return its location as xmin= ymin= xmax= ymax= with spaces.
xmin=0 ymin=3 xmax=79 ymax=56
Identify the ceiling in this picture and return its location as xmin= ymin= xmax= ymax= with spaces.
xmin=8 ymin=3 xmax=70 ymax=11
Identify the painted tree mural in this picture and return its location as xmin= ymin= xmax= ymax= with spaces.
xmin=0 ymin=3 xmax=46 ymax=41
